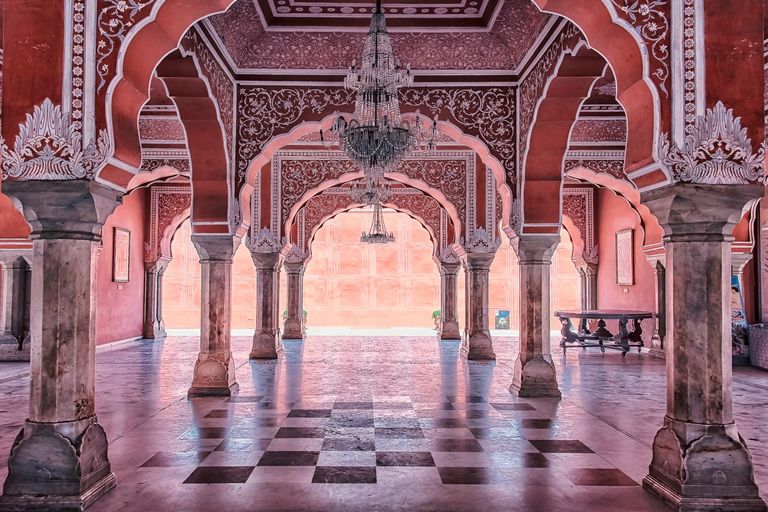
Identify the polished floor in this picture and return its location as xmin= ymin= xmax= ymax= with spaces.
xmin=1 ymin=333 xmax=767 ymax=511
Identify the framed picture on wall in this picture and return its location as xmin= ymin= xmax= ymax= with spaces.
xmin=616 ymin=229 xmax=634 ymax=286
xmin=113 ymin=228 xmax=131 ymax=283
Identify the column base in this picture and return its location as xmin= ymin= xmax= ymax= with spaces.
xmin=142 ymin=323 xmax=167 ymax=340
xmin=649 ymin=332 xmax=665 ymax=358
xmin=0 ymin=417 xmax=116 ymax=512
xmin=440 ymin=321 xmax=461 ymax=340
xmin=250 ymin=332 xmax=285 ymax=359
xmin=0 ymin=334 xmax=30 ymax=361
xmin=282 ymin=319 xmax=305 ymax=340
xmin=188 ymin=352 xmax=238 ymax=397
xmin=509 ymin=355 xmax=561 ymax=398
xmin=460 ymin=331 xmax=496 ymax=360
xmin=643 ymin=419 xmax=766 ymax=512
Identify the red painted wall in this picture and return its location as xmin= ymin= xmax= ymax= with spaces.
xmin=595 ymin=188 xmax=656 ymax=342
xmin=95 ymin=188 xmax=148 ymax=345
xmin=0 ymin=192 xmax=31 ymax=238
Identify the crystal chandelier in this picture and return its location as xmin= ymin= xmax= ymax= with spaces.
xmin=320 ymin=0 xmax=440 ymax=182
xmin=349 ymin=177 xmax=392 ymax=205
xmin=362 ymin=203 xmax=395 ymax=244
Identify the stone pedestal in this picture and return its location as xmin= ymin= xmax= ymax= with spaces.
xmin=641 ymin=184 xmax=766 ymax=512
xmin=283 ymin=260 xmax=306 ymax=340
xmin=188 ymin=235 xmax=239 ymax=398
xmin=461 ymin=253 xmax=496 ymax=360
xmin=251 ymin=251 xmax=284 ymax=359
xmin=0 ymin=251 xmax=31 ymax=361
xmin=0 ymin=181 xmax=120 ymax=511
xmin=142 ymin=259 xmax=168 ymax=340
xmin=439 ymin=261 xmax=462 ymax=340
xmin=509 ymin=234 xmax=561 ymax=399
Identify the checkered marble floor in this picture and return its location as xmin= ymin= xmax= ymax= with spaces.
xmin=2 ymin=333 xmax=767 ymax=511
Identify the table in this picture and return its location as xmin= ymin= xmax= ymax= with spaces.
xmin=553 ymin=309 xmax=655 ymax=357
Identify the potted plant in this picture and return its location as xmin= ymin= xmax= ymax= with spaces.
xmin=432 ymin=310 xmax=441 ymax=330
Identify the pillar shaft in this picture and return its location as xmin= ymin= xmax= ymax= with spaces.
xmin=188 ymin=235 xmax=240 ymax=398
xmin=641 ymin=184 xmax=766 ymax=511
xmin=0 ymin=181 xmax=120 ymax=511
xmin=646 ymin=256 xmax=667 ymax=355
xmin=576 ymin=263 xmax=598 ymax=311
xmin=510 ymin=234 xmax=561 ymax=398
xmin=251 ymin=252 xmax=284 ymax=359
xmin=283 ymin=260 xmax=305 ymax=340
xmin=461 ymin=252 xmax=495 ymax=360
xmin=439 ymin=261 xmax=461 ymax=340
xmin=142 ymin=260 xmax=168 ymax=339
xmin=0 ymin=252 xmax=31 ymax=360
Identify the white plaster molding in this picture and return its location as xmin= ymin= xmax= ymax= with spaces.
xmin=462 ymin=226 xmax=500 ymax=254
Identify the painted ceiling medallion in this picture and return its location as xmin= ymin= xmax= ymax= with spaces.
xmin=660 ymin=101 xmax=766 ymax=185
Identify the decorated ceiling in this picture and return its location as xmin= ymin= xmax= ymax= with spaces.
xmin=205 ymin=0 xmax=552 ymax=71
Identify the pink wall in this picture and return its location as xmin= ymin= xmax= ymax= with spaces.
xmin=595 ymin=188 xmax=656 ymax=342
xmin=95 ymin=188 xmax=148 ymax=345
xmin=0 ymin=193 xmax=31 ymax=238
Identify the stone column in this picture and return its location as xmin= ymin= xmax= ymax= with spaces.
xmin=641 ymin=184 xmax=766 ymax=511
xmin=188 ymin=235 xmax=240 ymax=398
xmin=251 ymin=251 xmax=284 ymax=359
xmin=575 ymin=262 xmax=598 ymax=311
xmin=438 ymin=260 xmax=462 ymax=340
xmin=283 ymin=259 xmax=306 ymax=340
xmin=0 ymin=181 xmax=120 ymax=511
xmin=142 ymin=259 xmax=169 ymax=340
xmin=645 ymin=255 xmax=667 ymax=356
xmin=0 ymin=252 xmax=32 ymax=360
xmin=461 ymin=252 xmax=496 ymax=360
xmin=509 ymin=234 xmax=561 ymax=398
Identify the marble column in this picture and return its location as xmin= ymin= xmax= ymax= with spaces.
xmin=439 ymin=260 xmax=462 ymax=340
xmin=283 ymin=259 xmax=306 ymax=340
xmin=142 ymin=259 xmax=169 ymax=340
xmin=251 ymin=251 xmax=284 ymax=359
xmin=641 ymin=184 xmax=766 ymax=511
xmin=461 ymin=252 xmax=496 ymax=360
xmin=0 ymin=181 xmax=120 ymax=511
xmin=510 ymin=234 xmax=561 ymax=399
xmin=0 ymin=252 xmax=31 ymax=360
xmin=646 ymin=255 xmax=667 ymax=356
xmin=188 ymin=235 xmax=240 ymax=398
xmin=575 ymin=262 xmax=598 ymax=311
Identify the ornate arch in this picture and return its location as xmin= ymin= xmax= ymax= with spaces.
xmin=145 ymin=186 xmax=192 ymax=264
xmin=520 ymin=42 xmax=609 ymax=235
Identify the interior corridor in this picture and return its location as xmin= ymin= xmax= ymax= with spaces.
xmin=1 ymin=335 xmax=766 ymax=512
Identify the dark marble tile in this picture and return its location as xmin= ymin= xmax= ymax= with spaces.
xmin=334 ymin=402 xmax=374 ymax=410
xmin=529 ymin=440 xmax=594 ymax=454
xmin=312 ymin=466 xmax=377 ymax=484
xmin=203 ymin=409 xmax=232 ymax=419
xmin=288 ymin=409 xmax=332 ymax=418
xmin=257 ymin=451 xmax=320 ymax=466
xmin=215 ymin=439 xmax=273 ymax=452
xmin=275 ymin=427 xmax=325 ymax=438
xmin=491 ymin=403 xmax=535 ymax=411
xmin=178 ymin=427 xmax=229 ymax=439
xmin=322 ymin=438 xmax=375 ymax=452
xmin=566 ymin=468 xmax=638 ymax=486
xmin=488 ymin=452 xmax=551 ymax=468
xmin=451 ymin=396 xmax=487 ymax=404
xmin=225 ymin=396 xmax=264 ymax=403
xmin=141 ymin=451 xmax=211 ymax=467
xmin=255 ymin=401 xmax=295 ymax=410
xmin=462 ymin=410 xmax=493 ymax=419
xmin=376 ymin=451 xmax=435 ymax=467
xmin=329 ymin=416 xmax=375 ymax=428
xmin=373 ymin=402 xmax=413 ymax=410
xmin=375 ymin=418 xmax=421 ymax=428
xmin=521 ymin=418 xmax=554 ymax=429
xmin=183 ymin=466 xmax=255 ymax=484
xmin=430 ymin=439 xmax=484 ymax=452
xmin=374 ymin=428 xmax=424 ymax=439
xmin=419 ymin=418 xmax=466 ymax=429
xmin=437 ymin=467 xmax=504 ymax=484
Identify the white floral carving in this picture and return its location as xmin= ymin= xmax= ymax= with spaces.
xmin=462 ymin=227 xmax=500 ymax=254
xmin=249 ymin=227 xmax=283 ymax=254
xmin=1 ymin=99 xmax=111 ymax=180
xmin=509 ymin=199 xmax=522 ymax=235
xmin=660 ymin=101 xmax=765 ymax=185
xmin=96 ymin=0 xmax=155 ymax=92
xmin=583 ymin=245 xmax=599 ymax=265
xmin=283 ymin=244 xmax=308 ymax=263
xmin=438 ymin=246 xmax=460 ymax=264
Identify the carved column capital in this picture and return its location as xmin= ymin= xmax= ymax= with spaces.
xmin=191 ymin=234 xmax=240 ymax=263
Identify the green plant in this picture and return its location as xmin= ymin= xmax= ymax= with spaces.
xmin=432 ymin=310 xmax=441 ymax=319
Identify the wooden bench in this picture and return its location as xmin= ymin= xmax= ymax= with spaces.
xmin=553 ymin=309 xmax=655 ymax=357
